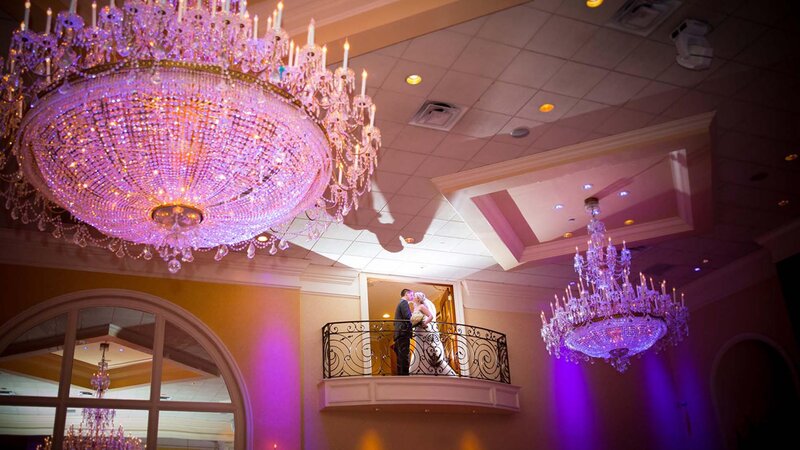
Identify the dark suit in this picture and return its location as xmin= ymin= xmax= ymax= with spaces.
xmin=393 ymin=298 xmax=412 ymax=375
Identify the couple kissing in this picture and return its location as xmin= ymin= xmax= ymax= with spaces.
xmin=393 ymin=289 xmax=456 ymax=376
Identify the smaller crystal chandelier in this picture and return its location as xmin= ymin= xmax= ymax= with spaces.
xmin=540 ymin=197 xmax=689 ymax=372
xmin=38 ymin=343 xmax=143 ymax=450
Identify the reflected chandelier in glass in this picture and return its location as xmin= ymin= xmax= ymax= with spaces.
xmin=540 ymin=197 xmax=689 ymax=372
xmin=38 ymin=343 xmax=143 ymax=450
xmin=0 ymin=0 xmax=381 ymax=272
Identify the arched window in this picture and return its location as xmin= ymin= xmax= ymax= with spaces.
xmin=0 ymin=289 xmax=248 ymax=449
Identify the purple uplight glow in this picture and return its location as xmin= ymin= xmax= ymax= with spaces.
xmin=551 ymin=358 xmax=598 ymax=450
xmin=642 ymin=352 xmax=684 ymax=450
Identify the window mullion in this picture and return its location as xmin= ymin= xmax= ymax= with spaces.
xmin=52 ymin=309 xmax=78 ymax=450
xmin=146 ymin=314 xmax=166 ymax=447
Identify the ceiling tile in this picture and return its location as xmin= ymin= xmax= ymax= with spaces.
xmin=558 ymin=100 xmax=618 ymax=132
xmin=377 ymin=148 xmax=427 ymax=174
xmin=735 ymin=70 xmax=800 ymax=113
xmin=336 ymin=255 xmax=373 ymax=269
xmin=474 ymin=81 xmax=537 ymax=116
xmin=390 ymin=125 xmax=448 ymax=154
xmin=346 ymin=53 xmax=398 ymax=90
xmin=695 ymin=60 xmax=760 ymax=97
xmin=662 ymin=90 xmax=724 ymax=119
xmin=321 ymin=223 xmax=363 ymax=241
xmin=733 ymin=0 xmax=787 ymax=26
xmin=594 ymin=108 xmax=655 ymax=135
xmin=402 ymin=30 xmax=471 ymax=68
xmin=375 ymin=41 xmax=410 ymax=58
xmin=433 ymin=133 xmax=489 ymax=160
xmin=526 ymin=0 xmax=565 ymax=13
xmin=572 ymin=28 xmax=641 ymax=69
xmin=585 ymin=72 xmax=650 ymax=105
xmin=451 ymin=238 xmax=492 ymax=256
xmin=656 ymin=58 xmax=724 ymax=88
xmin=472 ymin=141 xmax=525 ymax=165
xmin=448 ymin=16 xmax=488 ymax=36
xmin=615 ymin=40 xmax=676 ymax=79
xmin=517 ymin=90 xmax=580 ymax=122
xmin=708 ymin=16 xmax=767 ymax=59
xmin=477 ymin=5 xmax=551 ymax=48
xmin=451 ymin=109 xmax=511 ymax=139
xmin=414 ymin=155 xmax=467 ymax=178
xmin=370 ymin=171 xmax=410 ymax=194
xmin=368 ymin=211 xmax=416 ymax=230
xmin=372 ymin=89 xmax=425 ymax=123
xmin=736 ymin=29 xmax=800 ymax=71
xmin=374 ymin=119 xmax=404 ymax=148
xmin=499 ymin=51 xmax=566 ymax=89
xmin=415 ymin=234 xmax=462 ymax=252
xmin=355 ymin=229 xmax=400 ymax=247
xmin=429 ymin=71 xmax=493 ymax=107
xmin=380 ymin=59 xmax=447 ymax=98
xmin=418 ymin=198 xmax=459 ymax=221
xmin=542 ymin=62 xmax=609 ymax=98
xmin=402 ymin=216 xmax=449 ymax=234
xmin=343 ymin=241 xmax=384 ymax=258
xmin=530 ymin=124 xmax=590 ymax=151
xmin=493 ymin=118 xmax=549 ymax=147
xmin=526 ymin=15 xmax=598 ymax=59
xmin=435 ymin=220 xmax=476 ymax=239
xmin=625 ymin=81 xmax=687 ymax=115
xmin=311 ymin=237 xmax=353 ymax=254
xmin=452 ymin=38 xmax=520 ymax=79
xmin=713 ymin=99 xmax=751 ymax=130
xmin=396 ymin=176 xmax=441 ymax=199
xmin=380 ymin=194 xmax=431 ymax=215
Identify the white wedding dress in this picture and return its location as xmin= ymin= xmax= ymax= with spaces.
xmin=410 ymin=299 xmax=456 ymax=376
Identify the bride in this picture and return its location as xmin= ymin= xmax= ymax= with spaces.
xmin=409 ymin=291 xmax=456 ymax=376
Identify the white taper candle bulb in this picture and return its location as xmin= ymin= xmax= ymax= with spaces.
xmin=23 ymin=2 xmax=30 ymax=30
xmin=45 ymin=8 xmax=52 ymax=35
xmin=360 ymin=69 xmax=367 ymax=96
xmin=342 ymin=40 xmax=350 ymax=70
xmin=252 ymin=15 xmax=258 ymax=39
xmin=70 ymin=0 xmax=77 ymax=14
xmin=307 ymin=19 xmax=315 ymax=46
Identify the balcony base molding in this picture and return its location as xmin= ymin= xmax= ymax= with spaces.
xmin=318 ymin=376 xmax=520 ymax=413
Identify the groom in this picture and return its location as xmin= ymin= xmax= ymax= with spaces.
xmin=393 ymin=289 xmax=414 ymax=375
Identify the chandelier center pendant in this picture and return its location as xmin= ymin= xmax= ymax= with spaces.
xmin=1 ymin=0 xmax=381 ymax=272
xmin=540 ymin=197 xmax=689 ymax=372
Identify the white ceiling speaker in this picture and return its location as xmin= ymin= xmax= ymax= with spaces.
xmin=671 ymin=19 xmax=714 ymax=70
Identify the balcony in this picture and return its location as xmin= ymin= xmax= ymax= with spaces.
xmin=319 ymin=320 xmax=520 ymax=413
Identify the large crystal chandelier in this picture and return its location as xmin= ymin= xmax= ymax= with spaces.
xmin=0 ymin=0 xmax=380 ymax=272
xmin=540 ymin=197 xmax=689 ymax=372
xmin=38 ymin=343 xmax=143 ymax=450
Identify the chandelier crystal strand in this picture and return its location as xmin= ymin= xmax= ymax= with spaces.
xmin=38 ymin=343 xmax=143 ymax=450
xmin=540 ymin=197 xmax=689 ymax=372
xmin=0 ymin=0 xmax=381 ymax=272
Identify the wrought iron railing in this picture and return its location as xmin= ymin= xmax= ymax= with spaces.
xmin=322 ymin=320 xmax=510 ymax=384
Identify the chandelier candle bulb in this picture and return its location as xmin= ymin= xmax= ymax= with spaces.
xmin=253 ymin=15 xmax=258 ymax=39
xmin=69 ymin=0 xmax=77 ymax=14
xmin=211 ymin=0 xmax=216 ymax=16
xmin=308 ymin=19 xmax=315 ymax=46
xmin=23 ymin=2 xmax=30 ymax=30
xmin=361 ymin=70 xmax=367 ymax=96
xmin=275 ymin=2 xmax=283 ymax=30
xmin=92 ymin=1 xmax=97 ymax=28
xmin=342 ymin=40 xmax=350 ymax=70
xmin=223 ymin=0 xmax=230 ymax=14
xmin=289 ymin=40 xmax=294 ymax=66
xmin=321 ymin=45 xmax=327 ymax=67
xmin=45 ymin=8 xmax=51 ymax=35
xmin=177 ymin=0 xmax=184 ymax=22
xmin=241 ymin=0 xmax=247 ymax=18
xmin=369 ymin=104 xmax=376 ymax=127
xmin=294 ymin=46 xmax=300 ymax=67
xmin=267 ymin=15 xmax=272 ymax=31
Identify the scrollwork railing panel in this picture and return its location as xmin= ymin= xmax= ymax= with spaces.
xmin=322 ymin=320 xmax=511 ymax=384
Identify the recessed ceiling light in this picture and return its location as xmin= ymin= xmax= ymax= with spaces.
xmin=786 ymin=153 xmax=798 ymax=161
xmin=510 ymin=127 xmax=530 ymax=138
xmin=382 ymin=313 xmax=390 ymax=319
xmin=693 ymin=266 xmax=701 ymax=272
xmin=586 ymin=0 xmax=604 ymax=7
xmin=119 ymin=347 xmax=124 ymax=352
xmin=568 ymin=218 xmax=576 ymax=222
xmin=624 ymin=219 xmax=635 ymax=225
xmin=554 ymin=203 xmax=564 ymax=210
xmin=563 ymin=232 xmax=573 ymax=238
xmin=539 ymin=103 xmax=555 ymax=113
xmin=702 ymin=258 xmax=710 ymax=264
xmin=405 ymin=74 xmax=422 ymax=85
xmin=619 ymin=191 xmax=630 ymax=197
xmin=778 ymin=199 xmax=789 ymax=207
xmin=404 ymin=236 xmax=415 ymax=244
xmin=582 ymin=183 xmax=593 ymax=190
xmin=257 ymin=235 xmax=268 ymax=242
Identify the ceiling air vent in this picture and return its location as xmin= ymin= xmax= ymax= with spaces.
xmin=606 ymin=0 xmax=682 ymax=37
xmin=409 ymin=101 xmax=465 ymax=131
xmin=0 ymin=388 xmax=15 ymax=396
